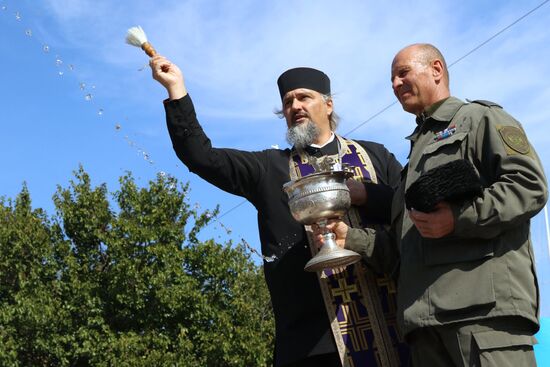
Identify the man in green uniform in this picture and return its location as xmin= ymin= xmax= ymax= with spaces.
xmin=315 ymin=43 xmax=548 ymax=366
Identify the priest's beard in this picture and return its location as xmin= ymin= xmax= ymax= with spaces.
xmin=286 ymin=120 xmax=320 ymax=150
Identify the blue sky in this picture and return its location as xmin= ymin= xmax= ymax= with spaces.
xmin=1 ymin=0 xmax=550 ymax=357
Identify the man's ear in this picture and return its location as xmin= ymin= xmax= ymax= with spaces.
xmin=432 ymin=59 xmax=444 ymax=82
xmin=325 ymin=97 xmax=333 ymax=116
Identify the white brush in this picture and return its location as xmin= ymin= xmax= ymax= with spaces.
xmin=126 ymin=26 xmax=157 ymax=57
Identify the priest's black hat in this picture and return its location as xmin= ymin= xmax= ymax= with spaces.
xmin=277 ymin=67 xmax=330 ymax=100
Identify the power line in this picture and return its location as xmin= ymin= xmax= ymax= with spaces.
xmin=343 ymin=101 xmax=398 ymax=137
xmin=216 ymin=199 xmax=247 ymax=220
xmin=213 ymin=0 xmax=549 ymax=223
xmin=343 ymin=0 xmax=549 ymax=137
xmin=447 ymin=0 xmax=549 ymax=69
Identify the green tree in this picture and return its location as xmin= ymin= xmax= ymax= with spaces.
xmin=0 ymin=167 xmax=274 ymax=366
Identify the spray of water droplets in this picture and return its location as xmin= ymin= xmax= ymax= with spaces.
xmin=5 ymin=5 xmax=160 ymax=167
xmin=3 ymin=5 xmax=256 ymax=253
xmin=242 ymin=238 xmax=277 ymax=263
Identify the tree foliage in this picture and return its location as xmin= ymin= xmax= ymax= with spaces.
xmin=0 ymin=167 xmax=274 ymax=366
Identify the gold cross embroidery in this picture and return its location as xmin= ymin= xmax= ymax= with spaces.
xmin=331 ymin=277 xmax=358 ymax=303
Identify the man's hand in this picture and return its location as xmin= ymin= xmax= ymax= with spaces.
xmin=150 ymin=55 xmax=187 ymax=100
xmin=311 ymin=220 xmax=349 ymax=249
xmin=347 ymin=179 xmax=367 ymax=206
xmin=409 ymin=201 xmax=455 ymax=238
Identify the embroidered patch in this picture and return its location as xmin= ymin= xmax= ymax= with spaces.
xmin=498 ymin=126 xmax=530 ymax=155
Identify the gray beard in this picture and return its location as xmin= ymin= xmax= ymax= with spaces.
xmin=286 ymin=120 xmax=320 ymax=150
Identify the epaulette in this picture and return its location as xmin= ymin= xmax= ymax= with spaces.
xmin=466 ymin=99 xmax=502 ymax=109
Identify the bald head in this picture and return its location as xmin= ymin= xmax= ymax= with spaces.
xmin=407 ymin=43 xmax=449 ymax=86
xmin=391 ymin=43 xmax=451 ymax=115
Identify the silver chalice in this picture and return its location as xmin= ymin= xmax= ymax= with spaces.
xmin=283 ymin=168 xmax=361 ymax=272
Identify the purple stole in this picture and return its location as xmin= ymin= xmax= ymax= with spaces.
xmin=289 ymin=136 xmax=408 ymax=367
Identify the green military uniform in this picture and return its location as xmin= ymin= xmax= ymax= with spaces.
xmin=345 ymin=97 xmax=548 ymax=366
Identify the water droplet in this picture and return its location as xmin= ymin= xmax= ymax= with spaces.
xmin=1 ymin=6 xmax=7 ymax=11
xmin=115 ymin=124 xmax=121 ymax=130
xmin=79 ymin=82 xmax=86 ymax=90
xmin=25 ymin=29 xmax=32 ymax=37
xmin=55 ymin=57 xmax=63 ymax=67
xmin=68 ymin=64 xmax=74 ymax=71
xmin=264 ymin=255 xmax=277 ymax=263
xmin=15 ymin=12 xmax=21 ymax=21
xmin=42 ymin=45 xmax=50 ymax=53
xmin=84 ymin=94 xmax=93 ymax=101
xmin=138 ymin=63 xmax=148 ymax=71
xmin=58 ymin=71 xmax=64 ymax=76
xmin=98 ymin=109 xmax=104 ymax=115
xmin=142 ymin=152 xmax=150 ymax=160
xmin=91 ymin=85 xmax=96 ymax=89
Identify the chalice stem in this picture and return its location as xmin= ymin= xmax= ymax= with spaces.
xmin=317 ymin=219 xmax=339 ymax=252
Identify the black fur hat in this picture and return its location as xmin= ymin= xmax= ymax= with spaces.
xmin=405 ymin=159 xmax=483 ymax=213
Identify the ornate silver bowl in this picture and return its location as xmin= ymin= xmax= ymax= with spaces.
xmin=283 ymin=170 xmax=361 ymax=272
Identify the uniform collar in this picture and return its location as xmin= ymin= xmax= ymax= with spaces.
xmin=427 ymin=97 xmax=466 ymax=122
xmin=407 ymin=97 xmax=466 ymax=140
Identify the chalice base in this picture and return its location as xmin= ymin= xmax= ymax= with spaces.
xmin=304 ymin=246 xmax=361 ymax=272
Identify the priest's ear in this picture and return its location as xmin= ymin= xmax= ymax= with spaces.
xmin=324 ymin=96 xmax=333 ymax=115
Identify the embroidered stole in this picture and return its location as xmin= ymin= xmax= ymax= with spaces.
xmin=289 ymin=136 xmax=408 ymax=367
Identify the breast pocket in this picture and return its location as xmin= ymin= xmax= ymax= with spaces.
xmin=418 ymin=132 xmax=468 ymax=172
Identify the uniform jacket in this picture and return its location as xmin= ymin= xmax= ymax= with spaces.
xmin=164 ymin=94 xmax=402 ymax=366
xmin=347 ymin=96 xmax=548 ymax=337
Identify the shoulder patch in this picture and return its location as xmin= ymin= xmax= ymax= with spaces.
xmin=498 ymin=126 xmax=530 ymax=155
xmin=468 ymin=99 xmax=503 ymax=108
